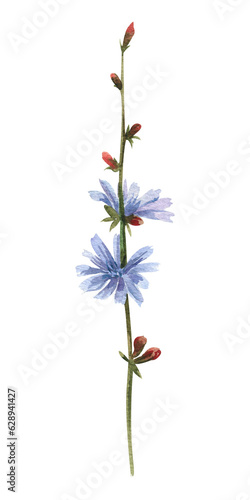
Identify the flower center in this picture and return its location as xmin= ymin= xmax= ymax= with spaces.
xmin=110 ymin=268 xmax=123 ymax=278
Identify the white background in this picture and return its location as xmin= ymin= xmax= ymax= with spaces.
xmin=1 ymin=1 xmax=250 ymax=499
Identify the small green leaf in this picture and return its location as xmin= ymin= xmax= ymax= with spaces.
xmin=126 ymin=224 xmax=132 ymax=236
xmin=122 ymin=45 xmax=130 ymax=53
xmin=119 ymin=351 xmax=129 ymax=363
xmin=129 ymin=361 xmax=142 ymax=378
xmin=132 ymin=136 xmax=141 ymax=141
xmin=104 ymin=205 xmax=119 ymax=218
xmin=102 ymin=217 xmax=113 ymax=222
xmin=110 ymin=219 xmax=119 ymax=231
xmin=119 ymin=353 xmax=142 ymax=378
xmin=104 ymin=166 xmax=120 ymax=172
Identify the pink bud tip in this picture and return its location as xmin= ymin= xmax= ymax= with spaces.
xmin=129 ymin=216 xmax=144 ymax=226
xmin=102 ymin=152 xmax=117 ymax=170
xmin=146 ymin=348 xmax=161 ymax=360
xmin=132 ymin=336 xmax=147 ymax=357
xmin=123 ymin=22 xmax=135 ymax=48
xmin=126 ymin=22 xmax=135 ymax=36
xmin=128 ymin=123 xmax=141 ymax=137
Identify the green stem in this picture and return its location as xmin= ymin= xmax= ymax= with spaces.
xmin=118 ymin=52 xmax=126 ymax=268
xmin=118 ymin=50 xmax=134 ymax=476
xmin=125 ymin=297 xmax=134 ymax=475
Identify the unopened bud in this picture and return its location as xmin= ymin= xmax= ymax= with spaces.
xmin=129 ymin=216 xmax=144 ymax=226
xmin=128 ymin=123 xmax=141 ymax=137
xmin=102 ymin=152 xmax=118 ymax=170
xmin=132 ymin=336 xmax=147 ymax=358
xmin=134 ymin=347 xmax=161 ymax=364
xmin=110 ymin=73 xmax=122 ymax=90
xmin=122 ymin=22 xmax=135 ymax=49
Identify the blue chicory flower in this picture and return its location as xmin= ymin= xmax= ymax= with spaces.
xmin=89 ymin=180 xmax=174 ymax=222
xmin=76 ymin=234 xmax=158 ymax=306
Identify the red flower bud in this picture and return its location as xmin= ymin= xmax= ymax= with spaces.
xmin=128 ymin=123 xmax=141 ymax=137
xmin=129 ymin=216 xmax=144 ymax=226
xmin=132 ymin=336 xmax=147 ymax=358
xmin=123 ymin=22 xmax=135 ymax=48
xmin=102 ymin=152 xmax=118 ymax=170
xmin=134 ymin=347 xmax=161 ymax=364
xmin=110 ymin=73 xmax=122 ymax=90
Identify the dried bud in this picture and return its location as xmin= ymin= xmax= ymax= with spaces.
xmin=129 ymin=216 xmax=144 ymax=226
xmin=110 ymin=73 xmax=122 ymax=90
xmin=134 ymin=347 xmax=161 ymax=364
xmin=102 ymin=152 xmax=118 ymax=170
xmin=122 ymin=22 xmax=135 ymax=49
xmin=128 ymin=123 xmax=141 ymax=137
xmin=132 ymin=336 xmax=147 ymax=358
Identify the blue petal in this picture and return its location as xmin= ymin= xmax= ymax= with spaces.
xmin=124 ymin=199 xmax=141 ymax=216
xmin=114 ymin=277 xmax=127 ymax=304
xmin=82 ymin=249 xmax=107 ymax=271
xmin=133 ymin=263 xmax=159 ymax=273
xmin=91 ymin=234 xmax=117 ymax=271
xmin=76 ymin=265 xmax=102 ymax=276
xmin=79 ymin=274 xmax=109 ymax=292
xmin=128 ymin=182 xmax=140 ymax=197
xmin=124 ymin=246 xmax=154 ymax=273
xmin=123 ymin=180 xmax=128 ymax=202
xmin=89 ymin=190 xmax=110 ymax=205
xmin=125 ymin=182 xmax=140 ymax=207
xmin=126 ymin=183 xmax=158 ymax=216
xmin=128 ymin=273 xmax=149 ymax=289
xmin=94 ymin=278 xmax=118 ymax=300
xmin=137 ymin=197 xmax=172 ymax=211
xmin=123 ymin=276 xmax=144 ymax=306
xmin=99 ymin=179 xmax=119 ymax=212
xmin=136 ymin=210 xmax=174 ymax=222
xmin=124 ymin=183 xmax=141 ymax=215
xmin=113 ymin=234 xmax=121 ymax=268
xmin=137 ymin=189 xmax=161 ymax=207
